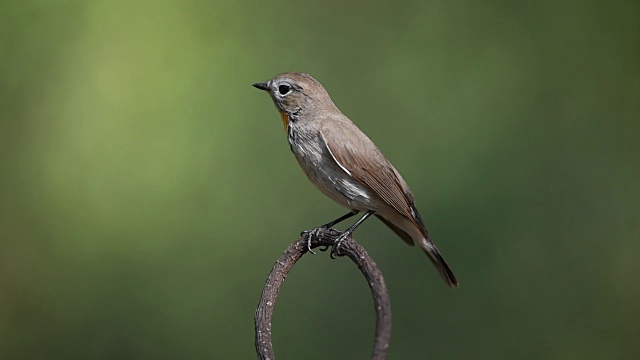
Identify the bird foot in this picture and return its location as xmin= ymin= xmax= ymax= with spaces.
xmin=329 ymin=232 xmax=349 ymax=259
xmin=301 ymin=227 xmax=349 ymax=257
xmin=301 ymin=227 xmax=325 ymax=254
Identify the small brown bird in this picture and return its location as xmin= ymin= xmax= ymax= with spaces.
xmin=253 ymin=72 xmax=458 ymax=287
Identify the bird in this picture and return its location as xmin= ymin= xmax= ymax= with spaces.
xmin=253 ymin=72 xmax=458 ymax=287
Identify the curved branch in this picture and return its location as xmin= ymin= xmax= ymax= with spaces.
xmin=254 ymin=228 xmax=391 ymax=360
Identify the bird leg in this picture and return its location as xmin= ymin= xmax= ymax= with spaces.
xmin=301 ymin=211 xmax=358 ymax=254
xmin=321 ymin=211 xmax=359 ymax=229
xmin=330 ymin=210 xmax=375 ymax=259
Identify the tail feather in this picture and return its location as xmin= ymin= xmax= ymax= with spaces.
xmin=420 ymin=238 xmax=459 ymax=288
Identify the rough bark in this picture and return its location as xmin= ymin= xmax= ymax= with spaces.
xmin=255 ymin=228 xmax=391 ymax=360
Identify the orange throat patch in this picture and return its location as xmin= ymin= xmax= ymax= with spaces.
xmin=279 ymin=111 xmax=289 ymax=131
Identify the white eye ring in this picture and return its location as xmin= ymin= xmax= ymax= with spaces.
xmin=277 ymin=84 xmax=292 ymax=96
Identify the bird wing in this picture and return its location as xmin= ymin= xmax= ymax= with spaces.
xmin=319 ymin=122 xmax=427 ymax=238
xmin=320 ymin=122 xmax=459 ymax=288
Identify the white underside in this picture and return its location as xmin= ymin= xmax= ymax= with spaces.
xmin=288 ymin=124 xmax=426 ymax=246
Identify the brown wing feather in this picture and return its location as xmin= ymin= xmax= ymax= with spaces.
xmin=320 ymin=122 xmax=458 ymax=287
xmin=320 ymin=122 xmax=424 ymax=235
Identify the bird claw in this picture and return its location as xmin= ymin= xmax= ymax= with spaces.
xmin=302 ymin=227 xmax=348 ymax=258
xmin=329 ymin=233 xmax=348 ymax=259
xmin=301 ymin=227 xmax=324 ymax=254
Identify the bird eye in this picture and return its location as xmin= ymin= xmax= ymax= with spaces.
xmin=278 ymin=84 xmax=292 ymax=95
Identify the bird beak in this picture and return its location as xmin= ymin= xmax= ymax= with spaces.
xmin=252 ymin=82 xmax=269 ymax=91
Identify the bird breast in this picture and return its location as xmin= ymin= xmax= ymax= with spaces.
xmin=287 ymin=125 xmax=378 ymax=211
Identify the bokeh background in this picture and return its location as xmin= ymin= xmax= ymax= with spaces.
xmin=1 ymin=0 xmax=639 ymax=359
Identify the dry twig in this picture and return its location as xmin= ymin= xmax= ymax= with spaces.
xmin=254 ymin=228 xmax=391 ymax=360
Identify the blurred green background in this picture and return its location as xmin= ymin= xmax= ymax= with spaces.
xmin=1 ymin=0 xmax=638 ymax=359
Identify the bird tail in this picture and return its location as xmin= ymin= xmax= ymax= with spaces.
xmin=419 ymin=237 xmax=459 ymax=288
